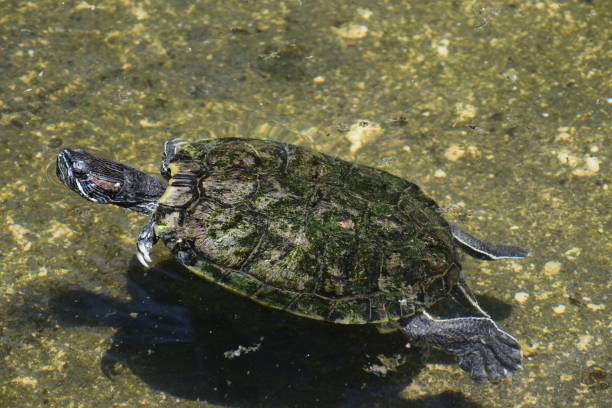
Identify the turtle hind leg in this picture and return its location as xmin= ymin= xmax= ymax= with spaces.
xmin=401 ymin=312 xmax=522 ymax=382
xmin=451 ymin=279 xmax=491 ymax=319
xmin=450 ymin=224 xmax=530 ymax=260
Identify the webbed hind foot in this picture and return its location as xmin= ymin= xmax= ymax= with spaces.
xmin=401 ymin=312 xmax=522 ymax=382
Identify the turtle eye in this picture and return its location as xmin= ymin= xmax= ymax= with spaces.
xmin=72 ymin=161 xmax=88 ymax=177
xmin=72 ymin=167 xmax=85 ymax=176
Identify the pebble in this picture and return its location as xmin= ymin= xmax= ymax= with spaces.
xmin=344 ymin=120 xmax=383 ymax=154
xmin=139 ymin=118 xmax=163 ymax=128
xmin=131 ymin=5 xmax=149 ymax=21
xmin=563 ymin=247 xmax=581 ymax=260
xmin=511 ymin=262 xmax=524 ymax=272
xmin=514 ymin=291 xmax=529 ymax=304
xmin=519 ymin=340 xmax=539 ymax=357
xmin=586 ymin=303 xmax=605 ymax=312
xmin=37 ymin=266 xmax=48 ymax=277
xmin=467 ymin=145 xmax=481 ymax=158
xmin=576 ymin=334 xmax=593 ymax=351
xmin=543 ymin=261 xmax=561 ymax=276
xmin=503 ymin=68 xmax=519 ymax=82
xmin=572 ymin=155 xmax=600 ymax=177
xmin=444 ymin=144 xmax=465 ymax=161
xmin=555 ymin=131 xmax=571 ymax=142
xmin=312 ymin=76 xmax=325 ymax=86
xmin=357 ymin=8 xmax=373 ymax=20
xmin=557 ymin=150 xmax=600 ymax=176
xmin=454 ymin=103 xmax=478 ymax=122
xmin=46 ymin=220 xmax=75 ymax=241
xmin=552 ymin=304 xmax=566 ymax=314
xmin=434 ymin=169 xmax=447 ymax=178
xmin=555 ymin=127 xmax=573 ymax=142
xmin=75 ymin=2 xmax=96 ymax=11
xmin=12 ymin=377 xmax=38 ymax=386
xmin=7 ymin=217 xmax=31 ymax=250
xmin=332 ymin=23 xmax=368 ymax=47
xmin=435 ymin=38 xmax=449 ymax=59
xmin=556 ymin=149 xmax=580 ymax=167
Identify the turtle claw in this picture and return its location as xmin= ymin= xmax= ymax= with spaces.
xmin=137 ymin=239 xmax=152 ymax=267
xmin=161 ymin=138 xmax=184 ymax=179
xmin=139 ymin=239 xmax=153 ymax=264
xmin=136 ymin=250 xmax=149 ymax=268
xmin=136 ymin=218 xmax=157 ymax=268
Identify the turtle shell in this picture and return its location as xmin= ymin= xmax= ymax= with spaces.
xmin=154 ymin=138 xmax=461 ymax=324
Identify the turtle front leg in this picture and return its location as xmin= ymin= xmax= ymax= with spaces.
xmin=401 ymin=312 xmax=522 ymax=382
xmin=136 ymin=217 xmax=158 ymax=267
xmin=160 ymin=138 xmax=186 ymax=179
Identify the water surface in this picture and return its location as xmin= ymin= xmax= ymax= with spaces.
xmin=0 ymin=1 xmax=609 ymax=407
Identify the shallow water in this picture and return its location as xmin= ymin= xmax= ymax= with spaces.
xmin=0 ymin=1 xmax=609 ymax=407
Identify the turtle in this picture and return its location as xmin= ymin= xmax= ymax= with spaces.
xmin=56 ymin=137 xmax=529 ymax=382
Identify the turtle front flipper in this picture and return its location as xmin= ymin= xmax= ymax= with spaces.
xmin=137 ymin=218 xmax=158 ymax=267
xmin=450 ymin=224 xmax=529 ymax=260
xmin=401 ymin=312 xmax=522 ymax=382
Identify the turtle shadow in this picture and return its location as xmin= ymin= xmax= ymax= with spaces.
xmin=426 ymin=292 xmax=514 ymax=322
xmin=47 ymin=258 xmax=485 ymax=407
xmin=476 ymin=294 xmax=514 ymax=321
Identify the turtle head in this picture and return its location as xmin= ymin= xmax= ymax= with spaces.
xmin=56 ymin=148 xmax=166 ymax=215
